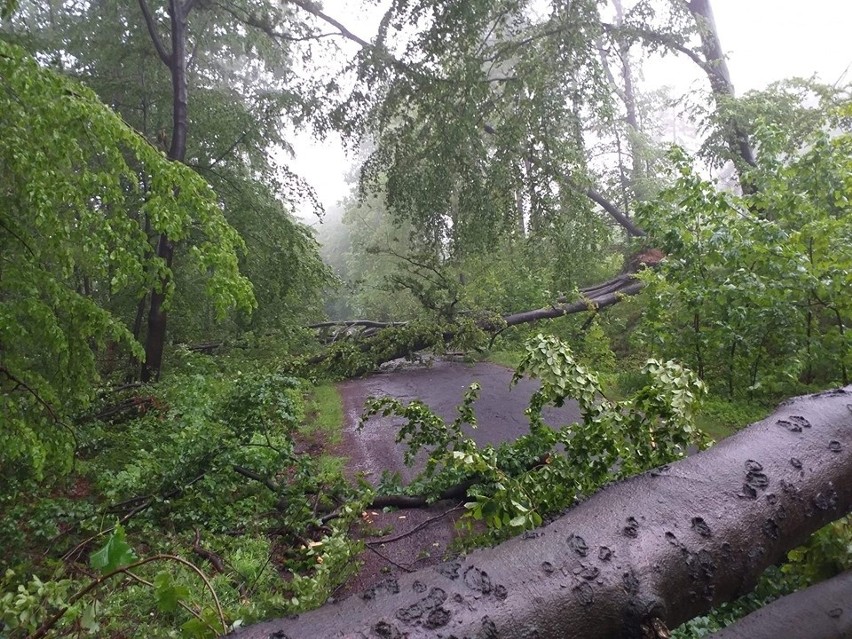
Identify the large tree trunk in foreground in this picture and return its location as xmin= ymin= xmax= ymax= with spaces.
xmin=230 ymin=386 xmax=852 ymax=638
xmin=707 ymin=569 xmax=851 ymax=639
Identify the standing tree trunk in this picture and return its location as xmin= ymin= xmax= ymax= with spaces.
xmin=228 ymin=385 xmax=852 ymax=639
xmin=686 ymin=0 xmax=757 ymax=179
xmin=137 ymin=0 xmax=193 ymax=382
xmin=612 ymin=0 xmax=645 ymax=201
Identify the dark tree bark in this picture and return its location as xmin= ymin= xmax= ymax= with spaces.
xmin=584 ymin=187 xmax=646 ymax=237
xmin=502 ymin=273 xmax=643 ymax=325
xmin=601 ymin=1 xmax=757 ymax=189
xmin=706 ymin=570 xmax=852 ymax=639
xmin=138 ymin=0 xmax=192 ymax=382
xmin=228 ymin=386 xmax=852 ymax=638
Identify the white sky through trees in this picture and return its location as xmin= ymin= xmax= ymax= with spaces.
xmin=293 ymin=0 xmax=852 ymax=218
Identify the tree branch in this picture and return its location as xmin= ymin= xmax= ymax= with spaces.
xmin=0 ymin=366 xmax=80 ymax=460
xmin=0 ymin=366 xmax=61 ymax=423
xmin=30 ymin=554 xmax=226 ymax=639
xmin=585 ymin=187 xmax=646 ymax=237
xmin=284 ymin=0 xmax=432 ymax=80
xmin=208 ymin=1 xmax=337 ymax=44
xmin=310 ymin=320 xmax=408 ymax=330
xmin=366 ymin=505 xmax=465 ymax=545
xmin=0 ymin=217 xmax=36 ymax=257
xmin=481 ymin=123 xmax=646 ymax=237
xmin=136 ymin=0 xmax=172 ymax=66
xmin=285 ymin=0 xmax=372 ymax=49
xmin=232 ymin=464 xmax=279 ymax=493
xmin=503 ymin=278 xmax=645 ymax=326
xmin=600 ymin=22 xmax=716 ymax=80
xmin=307 ymin=271 xmax=649 ymax=375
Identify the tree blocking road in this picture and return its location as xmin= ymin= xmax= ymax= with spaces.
xmin=230 ymin=386 xmax=852 ymax=639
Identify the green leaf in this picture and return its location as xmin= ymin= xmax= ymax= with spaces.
xmin=89 ymin=524 xmax=137 ymax=574
xmin=80 ymin=602 xmax=100 ymax=633
xmin=154 ymin=571 xmax=190 ymax=613
xmin=181 ymin=609 xmax=220 ymax=638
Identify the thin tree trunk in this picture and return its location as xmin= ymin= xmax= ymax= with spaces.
xmin=138 ymin=0 xmax=191 ymax=382
xmin=515 ymin=179 xmax=526 ymax=238
xmin=804 ymin=304 xmax=814 ymax=384
xmin=727 ymin=338 xmax=736 ymax=396
xmin=585 ymin=187 xmax=646 ymax=237
xmin=694 ymin=310 xmax=705 ymax=378
xmin=832 ymin=308 xmax=849 ymax=385
xmin=612 ymin=0 xmax=645 ymax=199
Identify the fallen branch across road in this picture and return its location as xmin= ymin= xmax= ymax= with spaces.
xmin=308 ymin=270 xmax=648 ymax=375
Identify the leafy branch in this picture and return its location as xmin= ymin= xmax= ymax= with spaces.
xmin=27 ymin=525 xmax=226 ymax=639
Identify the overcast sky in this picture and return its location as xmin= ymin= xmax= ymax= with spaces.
xmin=294 ymin=0 xmax=852 ymax=219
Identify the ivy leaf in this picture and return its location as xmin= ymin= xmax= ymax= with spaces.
xmin=90 ymin=524 xmax=137 ymax=574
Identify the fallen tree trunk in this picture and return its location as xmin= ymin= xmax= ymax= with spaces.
xmin=229 ymin=386 xmax=852 ymax=638
xmin=309 ymin=271 xmax=646 ymax=375
xmin=503 ymin=274 xmax=644 ymax=326
xmin=706 ymin=569 xmax=852 ymax=639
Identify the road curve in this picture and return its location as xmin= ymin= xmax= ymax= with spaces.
xmin=334 ymin=358 xmax=581 ymax=595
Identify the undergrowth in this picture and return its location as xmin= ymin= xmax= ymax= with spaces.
xmin=0 ymin=349 xmax=365 ymax=637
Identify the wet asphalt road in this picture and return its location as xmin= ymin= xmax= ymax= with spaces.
xmin=333 ymin=358 xmax=582 ymax=596
xmin=338 ymin=358 xmax=583 ymax=484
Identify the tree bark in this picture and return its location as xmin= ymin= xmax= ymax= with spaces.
xmin=502 ymin=274 xmax=643 ymax=326
xmin=706 ymin=570 xmax=852 ymax=639
xmin=610 ymin=0 xmax=645 ymax=202
xmin=587 ymin=187 xmax=646 ymax=237
xmin=601 ymin=1 xmax=757 ymax=187
xmin=229 ymin=386 xmax=852 ymax=639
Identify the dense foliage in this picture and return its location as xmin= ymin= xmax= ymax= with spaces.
xmin=0 ymin=41 xmax=253 ymax=481
xmin=1 ymin=351 xmax=366 ymax=637
xmin=639 ymin=99 xmax=852 ymax=395
xmin=364 ymin=334 xmax=707 ymax=538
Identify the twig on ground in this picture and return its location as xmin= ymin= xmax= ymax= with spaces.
xmin=366 ymin=544 xmax=415 ymax=573
xmin=366 ymin=504 xmax=465 ymax=546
